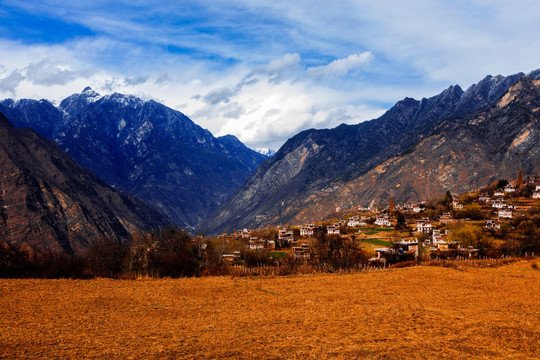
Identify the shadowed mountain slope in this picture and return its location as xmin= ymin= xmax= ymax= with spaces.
xmin=0 ymin=112 xmax=171 ymax=254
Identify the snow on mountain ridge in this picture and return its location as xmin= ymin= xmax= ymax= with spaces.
xmin=254 ymin=147 xmax=276 ymax=157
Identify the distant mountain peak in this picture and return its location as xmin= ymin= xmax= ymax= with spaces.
xmin=217 ymin=134 xmax=244 ymax=145
xmin=80 ymin=86 xmax=101 ymax=99
xmin=81 ymin=86 xmax=100 ymax=95
xmin=528 ymin=68 xmax=540 ymax=80
xmin=219 ymin=134 xmax=239 ymax=140
xmin=105 ymin=92 xmax=143 ymax=107
xmin=254 ymin=147 xmax=276 ymax=157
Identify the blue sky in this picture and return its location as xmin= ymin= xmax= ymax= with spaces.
xmin=1 ymin=0 xmax=539 ymax=150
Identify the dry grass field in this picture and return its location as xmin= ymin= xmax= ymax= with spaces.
xmin=1 ymin=260 xmax=539 ymax=359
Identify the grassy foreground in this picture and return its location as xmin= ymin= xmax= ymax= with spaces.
xmin=1 ymin=260 xmax=539 ymax=359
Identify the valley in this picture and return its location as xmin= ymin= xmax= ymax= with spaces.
xmin=1 ymin=3 xmax=539 ymax=360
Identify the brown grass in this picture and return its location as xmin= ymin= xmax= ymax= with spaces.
xmin=1 ymin=259 xmax=539 ymax=359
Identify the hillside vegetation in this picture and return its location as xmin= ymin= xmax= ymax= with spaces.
xmin=1 ymin=259 xmax=538 ymax=359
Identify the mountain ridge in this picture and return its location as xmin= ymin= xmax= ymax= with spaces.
xmin=0 ymin=89 xmax=267 ymax=228
xmin=198 ymin=70 xmax=540 ymax=234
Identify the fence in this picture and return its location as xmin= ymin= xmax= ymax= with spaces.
xmin=226 ymin=253 xmax=537 ymax=277
xmin=422 ymin=254 xmax=533 ymax=269
xmin=227 ymin=262 xmax=390 ymax=277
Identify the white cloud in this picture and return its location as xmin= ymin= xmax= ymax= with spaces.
xmin=257 ymin=53 xmax=302 ymax=75
xmin=0 ymin=70 xmax=25 ymax=95
xmin=308 ymin=52 xmax=373 ymax=79
xmin=155 ymin=71 xmax=172 ymax=85
xmin=25 ymin=60 xmax=77 ymax=86
xmin=202 ymin=87 xmax=238 ymax=105
xmin=189 ymin=55 xmax=385 ymax=149
xmin=124 ymin=75 xmax=149 ymax=86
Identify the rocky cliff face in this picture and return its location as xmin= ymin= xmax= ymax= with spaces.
xmin=0 ymin=89 xmax=266 ymax=228
xmin=199 ymin=71 xmax=540 ymax=234
xmin=0 ymin=113 xmax=171 ymax=254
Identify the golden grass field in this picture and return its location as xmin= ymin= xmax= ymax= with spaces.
xmin=1 ymin=260 xmax=539 ymax=359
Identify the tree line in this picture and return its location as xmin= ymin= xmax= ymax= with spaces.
xmin=0 ymin=228 xmax=372 ymax=278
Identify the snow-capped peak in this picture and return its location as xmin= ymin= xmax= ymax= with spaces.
xmin=254 ymin=147 xmax=276 ymax=157
xmin=80 ymin=86 xmax=102 ymax=102
xmin=104 ymin=92 xmax=144 ymax=107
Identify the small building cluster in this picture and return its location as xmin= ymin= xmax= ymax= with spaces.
xmin=452 ymin=195 xmax=463 ymax=210
xmin=278 ymin=229 xmax=295 ymax=244
xmin=485 ymin=219 xmax=500 ymax=230
xmin=416 ymin=218 xmax=432 ymax=234
xmin=300 ymin=224 xmax=315 ymax=237
xmin=326 ymin=224 xmax=341 ymax=235
xmin=216 ymin=171 xmax=539 ymax=267
xmin=374 ymin=214 xmax=391 ymax=227
xmin=347 ymin=216 xmax=367 ymax=227
xmin=292 ymin=244 xmax=311 ymax=260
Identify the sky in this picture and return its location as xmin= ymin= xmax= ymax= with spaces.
xmin=0 ymin=1 xmax=539 ymax=150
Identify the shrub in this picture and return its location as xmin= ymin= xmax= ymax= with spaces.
xmin=389 ymin=261 xmax=416 ymax=269
xmin=86 ymin=239 xmax=129 ymax=278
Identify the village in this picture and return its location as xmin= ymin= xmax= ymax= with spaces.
xmin=215 ymin=171 xmax=540 ymax=269
xmin=2 ymin=172 xmax=539 ymax=278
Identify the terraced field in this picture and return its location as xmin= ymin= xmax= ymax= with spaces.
xmin=1 ymin=259 xmax=539 ymax=359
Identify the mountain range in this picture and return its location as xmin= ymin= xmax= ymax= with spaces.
xmin=0 ymin=112 xmax=171 ymax=254
xmin=199 ymin=70 xmax=540 ymax=234
xmin=2 ymin=70 xmax=539 ymax=240
xmin=0 ymin=88 xmax=267 ymax=229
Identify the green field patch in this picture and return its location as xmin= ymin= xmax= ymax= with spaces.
xmin=363 ymin=227 xmax=395 ymax=232
xmin=359 ymin=238 xmax=392 ymax=247
xmin=362 ymin=227 xmax=395 ymax=236
xmin=269 ymin=251 xmax=287 ymax=259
